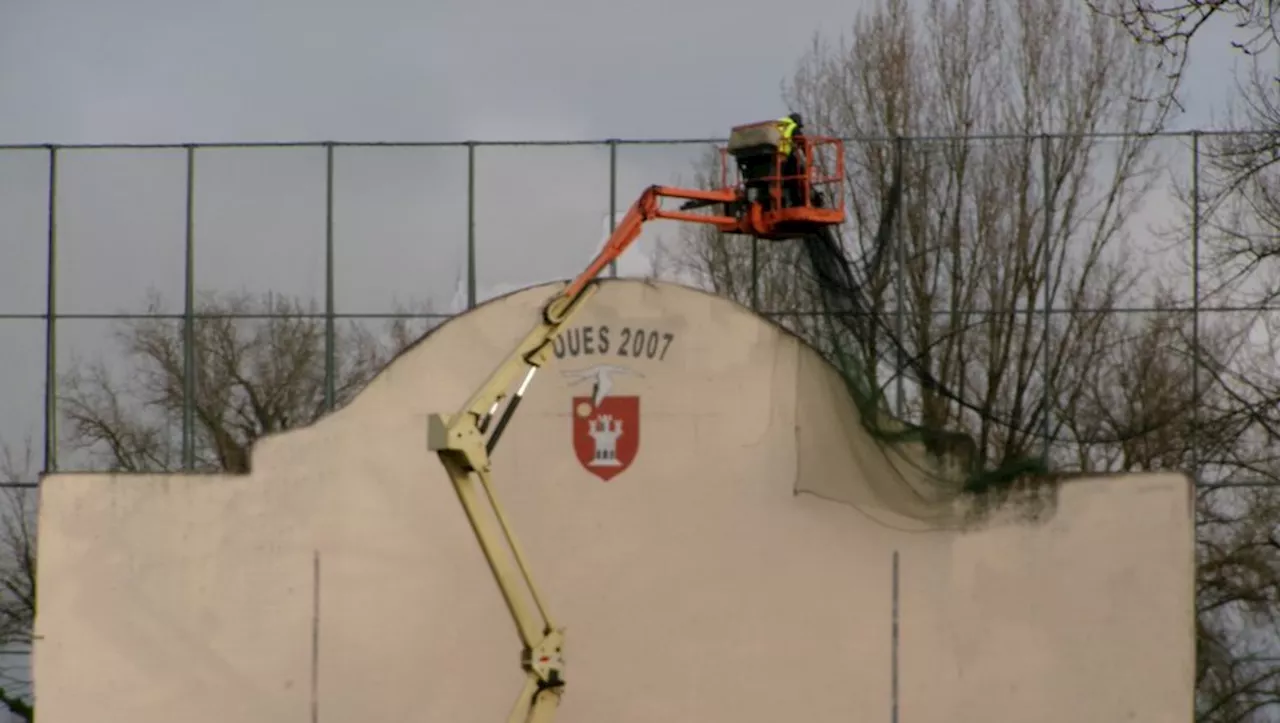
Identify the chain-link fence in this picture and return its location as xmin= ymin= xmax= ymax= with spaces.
xmin=0 ymin=132 xmax=1270 ymax=484
xmin=1 ymin=129 xmax=1279 ymax=718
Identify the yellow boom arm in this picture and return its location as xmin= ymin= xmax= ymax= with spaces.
xmin=425 ymin=125 xmax=846 ymax=722
xmin=426 ymin=184 xmax=738 ymax=723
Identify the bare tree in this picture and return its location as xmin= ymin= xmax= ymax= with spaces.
xmin=1189 ymin=62 xmax=1280 ymax=303
xmin=0 ymin=443 xmax=37 ymax=722
xmin=5 ymin=289 xmax=437 ymax=721
xmin=780 ymin=0 xmax=1167 ymax=473
xmin=58 ymin=290 xmax=435 ymax=473
xmin=1132 ymin=39 xmax=1280 ymax=717
xmin=659 ymin=0 xmax=1280 ymax=717
xmin=1064 ymin=293 xmax=1280 ymax=720
xmin=1120 ymin=19 xmax=1280 ymax=717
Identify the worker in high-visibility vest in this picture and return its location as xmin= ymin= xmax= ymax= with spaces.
xmin=777 ymin=113 xmax=806 ymax=207
xmin=777 ymin=113 xmax=802 ymax=155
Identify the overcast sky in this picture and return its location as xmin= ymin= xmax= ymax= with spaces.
xmin=0 ymin=0 xmax=1260 ymax=475
xmin=0 ymin=0 xmax=1248 ymax=146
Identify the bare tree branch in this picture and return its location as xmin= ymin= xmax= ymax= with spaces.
xmin=1085 ymin=0 xmax=1277 ymax=114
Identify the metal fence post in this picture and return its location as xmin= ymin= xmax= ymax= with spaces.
xmin=324 ymin=143 xmax=336 ymax=412
xmin=467 ymin=141 xmax=477 ymax=309
xmin=1190 ymin=131 xmax=1201 ymax=479
xmin=750 ymin=238 xmax=759 ymax=311
xmin=609 ymin=140 xmax=618 ymax=278
xmin=43 ymin=146 xmax=58 ymax=474
xmin=182 ymin=145 xmax=196 ymax=471
xmin=891 ymin=549 xmax=900 ymax=723
xmin=1041 ymin=134 xmax=1054 ymax=465
xmin=893 ymin=136 xmax=907 ymax=417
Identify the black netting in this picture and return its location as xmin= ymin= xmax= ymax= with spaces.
xmin=795 ymin=166 xmax=1049 ymax=498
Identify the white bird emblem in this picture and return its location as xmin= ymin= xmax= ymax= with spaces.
xmin=561 ymin=364 xmax=644 ymax=407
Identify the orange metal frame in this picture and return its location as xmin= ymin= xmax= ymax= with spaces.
xmin=561 ymin=135 xmax=846 ymax=301
xmin=719 ymin=134 xmax=846 ymax=223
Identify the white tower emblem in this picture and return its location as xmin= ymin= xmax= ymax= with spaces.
xmin=586 ymin=414 xmax=624 ymax=467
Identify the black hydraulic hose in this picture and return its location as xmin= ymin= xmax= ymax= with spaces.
xmin=796 ymin=171 xmax=1056 ymax=444
xmin=486 ymin=367 xmax=538 ymax=456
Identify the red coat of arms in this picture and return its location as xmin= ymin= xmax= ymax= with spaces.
xmin=572 ymin=395 xmax=640 ymax=481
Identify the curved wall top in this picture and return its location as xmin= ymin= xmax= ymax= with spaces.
xmin=34 ymin=279 xmax=1194 ymax=723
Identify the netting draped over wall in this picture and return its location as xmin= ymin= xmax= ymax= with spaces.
xmin=772 ymin=132 xmax=1238 ymax=499
xmin=799 ymin=195 xmax=1048 ymax=500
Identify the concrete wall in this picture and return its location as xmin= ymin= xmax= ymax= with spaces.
xmin=33 ymin=279 xmax=1195 ymax=722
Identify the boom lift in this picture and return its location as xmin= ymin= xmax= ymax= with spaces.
xmin=425 ymin=120 xmax=846 ymax=723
